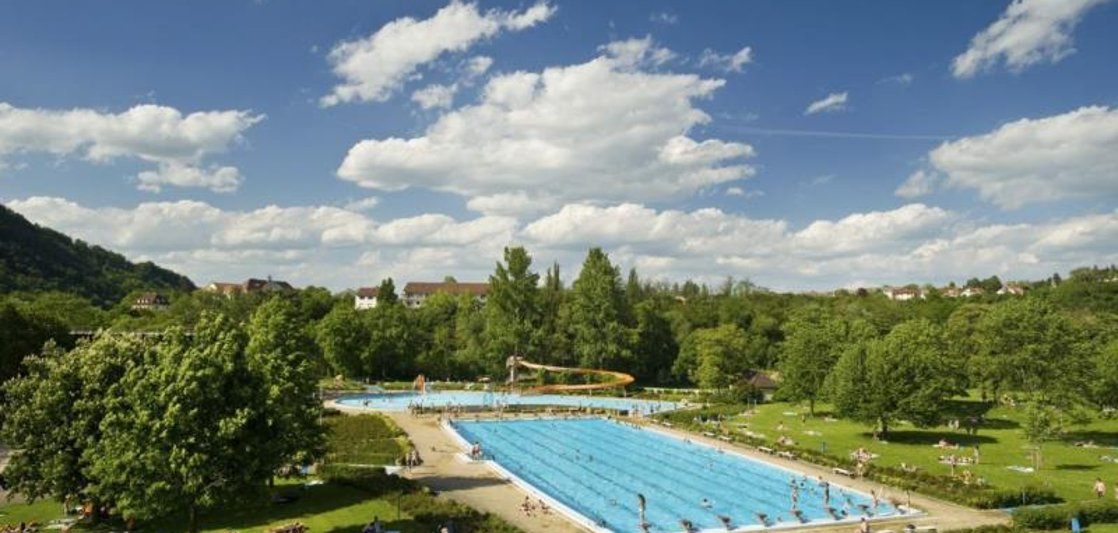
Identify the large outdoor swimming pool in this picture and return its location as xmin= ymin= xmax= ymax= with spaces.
xmin=449 ymin=418 xmax=901 ymax=533
xmin=336 ymin=390 xmax=678 ymax=416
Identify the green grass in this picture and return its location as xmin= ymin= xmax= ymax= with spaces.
xmin=326 ymin=414 xmax=410 ymax=465
xmin=710 ymin=397 xmax=1118 ymax=504
xmin=0 ymin=498 xmax=66 ymax=526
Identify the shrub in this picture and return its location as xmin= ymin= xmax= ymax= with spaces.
xmin=943 ymin=525 xmax=1017 ymax=533
xmin=1012 ymin=499 xmax=1118 ymax=530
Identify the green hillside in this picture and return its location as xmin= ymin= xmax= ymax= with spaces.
xmin=0 ymin=204 xmax=195 ymax=306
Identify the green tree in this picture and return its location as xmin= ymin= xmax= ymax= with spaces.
xmin=569 ymin=248 xmax=633 ymax=370
xmin=246 ymin=298 xmax=326 ymax=469
xmin=1091 ymin=341 xmax=1118 ymax=410
xmin=634 ymin=299 xmax=678 ymax=383
xmin=486 ymin=246 xmax=541 ymax=360
xmin=415 ymin=291 xmax=459 ymax=379
xmin=89 ymin=316 xmax=272 ymax=532
xmin=777 ymin=309 xmax=846 ymax=414
xmin=363 ymin=300 xmax=412 ymax=378
xmin=0 ymin=302 xmax=69 ymax=385
xmin=674 ymin=324 xmax=758 ymax=389
xmin=377 ymin=278 xmax=400 ymax=306
xmin=316 ymin=303 xmax=369 ymax=377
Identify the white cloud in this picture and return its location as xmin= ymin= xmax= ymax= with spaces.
xmin=343 ymin=196 xmax=379 ymax=211
xmin=466 ymin=55 xmax=493 ymax=77
xmin=804 ymin=92 xmax=848 ymax=115
xmin=927 ymin=106 xmax=1118 ymax=208
xmin=599 ymin=36 xmax=676 ymax=69
xmin=337 ymin=44 xmax=753 ymax=215
xmin=952 ymin=0 xmax=1107 ymax=78
xmin=698 ymin=46 xmax=753 ymax=73
xmin=894 ymin=169 xmax=939 ymax=199
xmin=6 ymin=196 xmax=1116 ymax=291
xmin=0 ymin=102 xmax=262 ymax=192
xmin=320 ymin=1 xmax=555 ymax=106
xmin=880 ymin=73 xmax=914 ymax=85
xmin=137 ymin=163 xmax=243 ymax=193
xmin=411 ymin=84 xmax=459 ymax=110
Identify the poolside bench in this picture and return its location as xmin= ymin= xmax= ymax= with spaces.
xmin=758 ymin=446 xmax=775 ymax=454
xmin=832 ymin=467 xmax=854 ymax=477
xmin=702 ymin=431 xmax=716 ymax=437
xmin=777 ymin=451 xmax=796 ymax=460
xmin=718 ymin=436 xmax=732 ymax=442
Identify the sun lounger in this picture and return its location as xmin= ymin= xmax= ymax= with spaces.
xmin=832 ymin=467 xmax=854 ymax=476
xmin=777 ymin=451 xmax=796 ymax=460
xmin=758 ymin=446 xmax=775 ymax=454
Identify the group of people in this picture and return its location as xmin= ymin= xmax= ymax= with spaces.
xmin=402 ymin=448 xmax=422 ymax=470
xmin=0 ymin=523 xmax=36 ymax=533
xmin=519 ymin=495 xmax=551 ymax=517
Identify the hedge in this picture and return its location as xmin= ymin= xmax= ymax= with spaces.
xmin=1013 ymin=499 xmax=1118 ymax=530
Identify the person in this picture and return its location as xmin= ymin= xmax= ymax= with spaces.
xmin=1095 ymin=478 xmax=1107 ymax=499
xmin=700 ymin=497 xmax=713 ymax=508
xmin=858 ymin=516 xmax=871 ymax=533
xmin=638 ymin=493 xmax=647 ymax=526
xmin=972 ymin=445 xmax=981 ymax=465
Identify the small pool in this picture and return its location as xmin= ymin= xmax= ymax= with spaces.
xmin=336 ymin=390 xmax=677 ymax=416
xmin=448 ymin=418 xmax=902 ymax=533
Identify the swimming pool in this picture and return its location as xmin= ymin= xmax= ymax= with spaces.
xmin=448 ymin=418 xmax=902 ymax=533
xmin=336 ymin=390 xmax=678 ymax=416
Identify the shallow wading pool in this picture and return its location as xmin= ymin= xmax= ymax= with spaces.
xmin=447 ymin=418 xmax=905 ymax=533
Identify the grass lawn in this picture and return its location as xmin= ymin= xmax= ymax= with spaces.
xmin=0 ymin=481 xmax=414 ymax=532
xmin=715 ymin=397 xmax=1118 ymax=504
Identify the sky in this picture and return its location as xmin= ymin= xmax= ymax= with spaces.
xmin=1 ymin=0 xmax=1117 ymax=292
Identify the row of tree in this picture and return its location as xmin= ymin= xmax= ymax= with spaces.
xmin=0 ymin=299 xmax=322 ymax=532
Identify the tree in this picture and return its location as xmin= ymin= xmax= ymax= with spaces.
xmin=415 ymin=292 xmax=459 ymax=379
xmin=777 ymin=309 xmax=847 ymax=414
xmin=89 ymin=316 xmax=273 ymax=532
xmin=486 ymin=247 xmax=540 ymax=361
xmin=569 ymin=248 xmax=633 ymax=370
xmin=1091 ymin=341 xmax=1118 ymax=410
xmin=377 ymin=278 xmax=399 ymax=306
xmin=363 ymin=299 xmax=412 ymax=378
xmin=1022 ymin=402 xmax=1067 ymax=470
xmin=534 ymin=262 xmax=567 ymax=366
xmin=246 ymin=298 xmax=326 ymax=469
xmin=316 ymin=303 xmax=369 ymax=377
xmin=674 ymin=324 xmax=759 ymax=389
xmin=634 ymin=299 xmax=678 ymax=383
xmin=0 ymin=302 xmax=69 ymax=385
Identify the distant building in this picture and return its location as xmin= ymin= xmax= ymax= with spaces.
xmin=997 ymin=283 xmax=1026 ymax=296
xmin=960 ymin=286 xmax=985 ymax=298
xmin=204 ymin=276 xmax=295 ymax=296
xmin=882 ymin=286 xmax=923 ymax=301
xmin=132 ymin=292 xmax=169 ymax=311
xmin=942 ymin=287 xmax=962 ymax=298
xmin=402 ymin=281 xmax=489 ymax=308
xmin=354 ymin=287 xmax=379 ymax=310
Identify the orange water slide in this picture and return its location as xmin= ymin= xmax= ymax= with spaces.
xmin=515 ymin=360 xmax=635 ymax=394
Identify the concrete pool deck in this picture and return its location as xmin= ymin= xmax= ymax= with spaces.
xmin=330 ymin=402 xmax=1008 ymax=533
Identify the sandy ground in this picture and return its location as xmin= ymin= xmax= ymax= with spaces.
xmin=330 ymin=403 xmax=1009 ymax=533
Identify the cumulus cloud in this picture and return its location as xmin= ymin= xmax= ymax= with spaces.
xmin=894 ymin=169 xmax=940 ymax=199
xmin=926 ymin=106 xmax=1118 ymax=208
xmin=411 ymin=84 xmax=459 ymax=110
xmin=698 ymin=46 xmax=753 ymax=73
xmin=952 ymin=0 xmax=1107 ymax=78
xmin=880 ymin=73 xmax=914 ymax=85
xmin=650 ymin=12 xmax=678 ymax=25
xmin=599 ymin=36 xmax=676 ymax=69
xmin=0 ymin=102 xmax=262 ymax=192
xmin=320 ymin=1 xmax=555 ymax=106
xmin=804 ymin=92 xmax=848 ymax=115
xmin=6 ymin=196 xmax=1116 ymax=291
xmin=343 ymin=196 xmax=380 ymax=211
xmin=337 ymin=42 xmax=754 ymax=215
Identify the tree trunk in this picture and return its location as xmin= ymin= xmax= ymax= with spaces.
xmin=189 ymin=503 xmax=198 ymax=533
xmin=809 ymin=398 xmax=815 ymax=416
xmin=879 ymin=417 xmax=889 ymax=438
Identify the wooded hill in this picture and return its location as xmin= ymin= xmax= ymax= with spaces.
xmin=0 ymin=204 xmax=195 ymax=306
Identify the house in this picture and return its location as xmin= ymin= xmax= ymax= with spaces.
xmin=402 ymin=281 xmax=489 ymax=308
xmin=204 ymin=276 xmax=295 ymax=296
xmin=354 ymin=287 xmax=379 ymax=310
xmin=132 ymin=292 xmax=169 ymax=311
xmin=942 ymin=287 xmax=962 ymax=298
xmin=204 ymin=282 xmax=243 ymax=296
xmin=960 ymin=286 xmax=985 ymax=297
xmin=882 ymin=286 xmax=923 ymax=301
xmin=997 ymin=284 xmax=1026 ymax=296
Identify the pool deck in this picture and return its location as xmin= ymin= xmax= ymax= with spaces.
xmin=330 ymin=402 xmax=1008 ymax=533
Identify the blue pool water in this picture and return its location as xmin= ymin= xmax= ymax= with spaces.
xmin=449 ymin=418 xmax=900 ymax=533
xmin=336 ymin=391 xmax=677 ymax=416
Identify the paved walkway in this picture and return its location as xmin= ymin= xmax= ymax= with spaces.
xmin=330 ymin=404 xmax=1008 ymax=533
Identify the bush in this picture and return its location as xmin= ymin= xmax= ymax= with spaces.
xmin=1013 ymin=499 xmax=1118 ymax=530
xmin=943 ymin=525 xmax=1017 ymax=533
xmin=326 ymin=414 xmax=408 ymax=465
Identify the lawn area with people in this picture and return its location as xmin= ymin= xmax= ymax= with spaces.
xmin=679 ymin=395 xmax=1118 ymax=504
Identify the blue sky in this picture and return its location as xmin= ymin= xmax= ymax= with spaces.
xmin=2 ymin=0 xmax=1116 ymax=291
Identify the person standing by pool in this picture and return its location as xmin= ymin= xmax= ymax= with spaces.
xmin=858 ymin=516 xmax=871 ymax=533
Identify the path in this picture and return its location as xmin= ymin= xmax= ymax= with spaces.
xmin=331 ymin=402 xmax=584 ymax=533
xmin=330 ymin=402 xmax=1008 ymax=533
